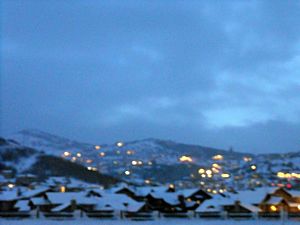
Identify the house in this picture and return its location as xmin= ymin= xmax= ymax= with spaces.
xmin=146 ymin=192 xmax=182 ymax=213
xmin=259 ymin=187 xmax=300 ymax=214
xmin=0 ymin=190 xmax=19 ymax=212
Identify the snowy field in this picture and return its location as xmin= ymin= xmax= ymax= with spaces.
xmin=1 ymin=219 xmax=300 ymax=225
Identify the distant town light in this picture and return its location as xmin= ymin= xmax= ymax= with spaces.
xmin=8 ymin=183 xmax=15 ymax=189
xmin=212 ymin=163 xmax=221 ymax=169
xmin=198 ymin=168 xmax=205 ymax=174
xmin=126 ymin=150 xmax=134 ymax=155
xmin=250 ymin=165 xmax=257 ymax=170
xmin=71 ymin=156 xmax=77 ymax=162
xmin=144 ymin=179 xmax=151 ymax=184
xmin=76 ymin=153 xmax=82 ymax=157
xmin=63 ymin=151 xmax=71 ymax=157
xmin=86 ymin=159 xmax=93 ymax=164
xmin=243 ymin=156 xmax=252 ymax=162
xmin=116 ymin=142 xmax=124 ymax=147
xmin=94 ymin=145 xmax=101 ymax=150
xmin=124 ymin=170 xmax=131 ymax=175
xmin=179 ymin=155 xmax=193 ymax=163
xmin=212 ymin=155 xmax=223 ymax=160
xmin=206 ymin=170 xmax=212 ymax=175
xmin=169 ymin=184 xmax=175 ymax=189
xmin=212 ymin=168 xmax=220 ymax=174
xmin=99 ymin=152 xmax=105 ymax=157
xmin=221 ymin=173 xmax=230 ymax=178
xmin=298 ymin=205 xmax=300 ymax=211
xmin=131 ymin=160 xmax=138 ymax=166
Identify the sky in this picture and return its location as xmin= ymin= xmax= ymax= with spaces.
xmin=1 ymin=0 xmax=300 ymax=153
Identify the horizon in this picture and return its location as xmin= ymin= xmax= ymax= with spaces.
xmin=4 ymin=128 xmax=299 ymax=155
xmin=2 ymin=1 xmax=300 ymax=153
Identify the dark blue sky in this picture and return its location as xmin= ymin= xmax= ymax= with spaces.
xmin=1 ymin=1 xmax=300 ymax=153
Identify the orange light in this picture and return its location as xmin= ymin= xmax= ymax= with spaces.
xmin=179 ymin=155 xmax=193 ymax=162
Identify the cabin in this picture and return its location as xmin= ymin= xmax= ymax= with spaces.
xmin=0 ymin=190 xmax=19 ymax=212
xmin=223 ymin=200 xmax=261 ymax=218
xmin=146 ymin=192 xmax=183 ymax=213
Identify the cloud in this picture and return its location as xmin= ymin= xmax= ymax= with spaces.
xmin=1 ymin=0 xmax=300 ymax=153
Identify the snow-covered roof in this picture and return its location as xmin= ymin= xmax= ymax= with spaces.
xmin=15 ymin=200 xmax=31 ymax=211
xmin=21 ymin=186 xmax=50 ymax=199
xmin=0 ymin=190 xmax=19 ymax=201
xmin=30 ymin=197 xmax=50 ymax=205
xmin=265 ymin=196 xmax=284 ymax=205
xmin=177 ymin=188 xmax=199 ymax=198
xmin=240 ymin=203 xmax=261 ymax=213
xmin=51 ymin=203 xmax=71 ymax=212
xmin=135 ymin=186 xmax=169 ymax=197
xmin=46 ymin=192 xmax=98 ymax=205
xmin=96 ymin=193 xmax=145 ymax=212
xmin=228 ymin=188 xmax=272 ymax=205
xmin=148 ymin=192 xmax=180 ymax=205
xmin=288 ymin=190 xmax=300 ymax=197
xmin=195 ymin=198 xmax=224 ymax=213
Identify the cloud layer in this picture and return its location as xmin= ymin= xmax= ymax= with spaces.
xmin=2 ymin=0 xmax=300 ymax=153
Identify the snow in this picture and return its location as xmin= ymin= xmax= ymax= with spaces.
xmin=0 ymin=218 xmax=300 ymax=225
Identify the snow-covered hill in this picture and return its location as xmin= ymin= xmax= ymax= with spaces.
xmin=5 ymin=129 xmax=300 ymax=190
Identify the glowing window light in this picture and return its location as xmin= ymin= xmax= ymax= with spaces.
xmin=116 ymin=142 xmax=124 ymax=147
xmin=277 ymin=172 xmax=285 ymax=178
xmin=99 ymin=152 xmax=105 ymax=157
xmin=86 ymin=159 xmax=93 ymax=163
xmin=297 ymin=205 xmax=300 ymax=210
xmin=8 ymin=183 xmax=15 ymax=189
xmin=60 ymin=186 xmax=66 ymax=193
xmin=221 ymin=173 xmax=230 ymax=178
xmin=63 ymin=151 xmax=71 ymax=157
xmin=251 ymin=165 xmax=257 ymax=170
xmin=76 ymin=153 xmax=82 ymax=157
xmin=212 ymin=155 xmax=223 ymax=160
xmin=126 ymin=150 xmax=134 ymax=155
xmin=212 ymin=163 xmax=221 ymax=169
xmin=124 ymin=170 xmax=131 ymax=175
xmin=201 ymin=174 xmax=206 ymax=178
xmin=179 ymin=155 xmax=193 ymax=162
xmin=206 ymin=170 xmax=212 ymax=175
xmin=145 ymin=179 xmax=151 ymax=184
xmin=270 ymin=205 xmax=277 ymax=212
xmin=169 ymin=184 xmax=175 ymax=189
xmin=198 ymin=168 xmax=205 ymax=174
xmin=95 ymin=145 xmax=101 ymax=150
xmin=243 ymin=156 xmax=252 ymax=162
xmin=131 ymin=160 xmax=138 ymax=166
xmin=212 ymin=168 xmax=220 ymax=173
xmin=71 ymin=157 xmax=77 ymax=162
